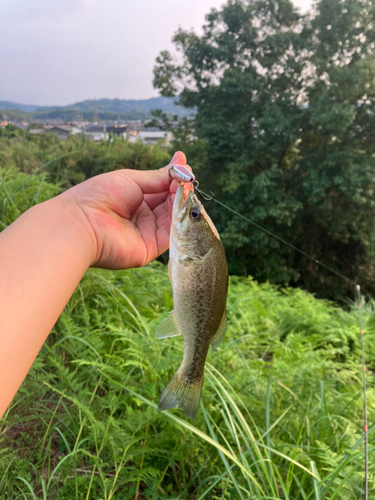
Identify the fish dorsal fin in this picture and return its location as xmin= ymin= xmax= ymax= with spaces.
xmin=211 ymin=310 xmax=227 ymax=351
xmin=155 ymin=310 xmax=182 ymax=339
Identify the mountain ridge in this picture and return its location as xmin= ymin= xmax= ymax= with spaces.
xmin=0 ymin=96 xmax=187 ymax=119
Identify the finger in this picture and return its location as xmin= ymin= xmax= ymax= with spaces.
xmin=153 ymin=198 xmax=169 ymax=219
xmin=122 ymin=151 xmax=187 ymax=195
xmin=183 ymin=181 xmax=194 ymax=197
xmin=156 ymin=211 xmax=170 ymax=230
xmin=144 ymin=191 xmax=169 ymax=211
xmin=155 ymin=223 xmax=170 ymax=255
xmin=133 ymin=202 xmax=170 ymax=262
xmin=168 ymin=151 xmax=187 ymax=167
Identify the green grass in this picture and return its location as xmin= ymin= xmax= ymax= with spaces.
xmin=0 ymin=264 xmax=374 ymax=499
xmin=0 ymin=140 xmax=374 ymax=499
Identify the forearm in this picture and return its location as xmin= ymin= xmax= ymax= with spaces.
xmin=0 ymin=195 xmax=95 ymax=418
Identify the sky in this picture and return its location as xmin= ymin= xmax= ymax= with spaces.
xmin=0 ymin=0 xmax=313 ymax=106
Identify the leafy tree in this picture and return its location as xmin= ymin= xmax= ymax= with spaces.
xmin=147 ymin=108 xmax=179 ymax=130
xmin=155 ymin=0 xmax=375 ymax=300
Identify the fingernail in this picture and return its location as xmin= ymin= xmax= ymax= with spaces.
xmin=170 ymin=152 xmax=180 ymax=164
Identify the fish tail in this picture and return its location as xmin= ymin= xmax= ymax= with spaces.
xmin=157 ymin=370 xmax=203 ymax=419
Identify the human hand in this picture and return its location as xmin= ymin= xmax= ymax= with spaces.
xmin=0 ymin=152 xmax=196 ymax=418
xmin=57 ymin=151 xmax=192 ymax=270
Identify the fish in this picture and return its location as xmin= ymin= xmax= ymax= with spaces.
xmin=156 ymin=185 xmax=228 ymax=419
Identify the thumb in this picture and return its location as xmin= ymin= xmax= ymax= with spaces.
xmin=121 ymin=151 xmax=188 ymax=194
xmin=167 ymin=151 xmax=187 ymax=167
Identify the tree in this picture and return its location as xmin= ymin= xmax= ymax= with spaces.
xmin=155 ymin=0 xmax=375 ymax=301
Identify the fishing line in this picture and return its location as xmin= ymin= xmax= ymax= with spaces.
xmin=357 ymin=285 xmax=368 ymax=500
xmin=198 ymin=189 xmax=358 ymax=289
xmin=197 ymin=187 xmax=370 ymax=496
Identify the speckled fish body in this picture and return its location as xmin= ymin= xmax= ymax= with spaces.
xmin=156 ymin=186 xmax=228 ymax=418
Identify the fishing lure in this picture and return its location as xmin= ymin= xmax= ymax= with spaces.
xmin=169 ymin=164 xmax=215 ymax=201
xmin=168 ymin=164 xmax=195 ymax=184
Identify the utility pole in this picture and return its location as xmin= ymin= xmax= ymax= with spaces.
xmin=94 ymin=97 xmax=98 ymax=123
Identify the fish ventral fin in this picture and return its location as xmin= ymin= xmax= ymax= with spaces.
xmin=157 ymin=370 xmax=203 ymax=419
xmin=155 ymin=310 xmax=182 ymax=340
xmin=211 ymin=310 xmax=227 ymax=351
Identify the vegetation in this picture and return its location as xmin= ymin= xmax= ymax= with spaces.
xmin=0 ymin=133 xmax=374 ymax=499
xmin=154 ymin=0 xmax=375 ymax=301
xmin=0 ymin=126 xmax=170 ymax=188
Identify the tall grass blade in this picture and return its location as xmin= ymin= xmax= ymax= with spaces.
xmin=310 ymin=461 xmax=320 ymax=500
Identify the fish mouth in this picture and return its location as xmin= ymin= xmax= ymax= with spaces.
xmin=182 ymin=189 xmax=195 ymax=208
xmin=174 ymin=186 xmax=196 ymax=213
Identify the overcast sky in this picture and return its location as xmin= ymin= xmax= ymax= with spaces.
xmin=0 ymin=0 xmax=312 ymax=106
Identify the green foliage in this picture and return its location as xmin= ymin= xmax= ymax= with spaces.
xmin=154 ymin=0 xmax=375 ymax=301
xmin=0 ymin=127 xmax=170 ymax=188
xmin=1 ymin=264 xmax=374 ymax=499
xmin=0 ymin=176 xmax=373 ymax=498
xmin=0 ymin=109 xmax=31 ymax=122
xmin=0 ymin=168 xmax=60 ymax=230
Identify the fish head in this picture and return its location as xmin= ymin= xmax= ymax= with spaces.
xmin=171 ymin=186 xmax=220 ymax=258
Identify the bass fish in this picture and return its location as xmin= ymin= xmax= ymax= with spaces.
xmin=156 ymin=185 xmax=228 ymax=419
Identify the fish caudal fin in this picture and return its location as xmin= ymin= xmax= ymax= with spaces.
xmin=157 ymin=371 xmax=203 ymax=419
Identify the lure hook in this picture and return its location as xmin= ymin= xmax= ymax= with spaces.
xmin=197 ymin=188 xmax=215 ymax=201
xmin=169 ymin=178 xmax=215 ymax=204
xmin=192 ymin=180 xmax=215 ymax=201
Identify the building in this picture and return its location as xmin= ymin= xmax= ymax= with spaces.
xmin=108 ymin=125 xmax=127 ymax=138
xmin=84 ymin=124 xmax=127 ymax=142
xmin=47 ymin=126 xmax=71 ymax=140
xmin=129 ymin=129 xmax=172 ymax=146
xmin=70 ymin=126 xmax=84 ymax=136
xmin=28 ymin=127 xmax=46 ymax=135
xmin=84 ymin=125 xmax=109 ymax=141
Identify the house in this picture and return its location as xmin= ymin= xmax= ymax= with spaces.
xmin=84 ymin=124 xmax=127 ymax=141
xmin=84 ymin=125 xmax=109 ymax=141
xmin=28 ymin=127 xmax=46 ymax=135
xmin=129 ymin=129 xmax=172 ymax=146
xmin=70 ymin=126 xmax=84 ymax=136
xmin=47 ymin=126 xmax=71 ymax=140
xmin=108 ymin=125 xmax=127 ymax=138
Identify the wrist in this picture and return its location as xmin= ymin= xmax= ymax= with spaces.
xmin=31 ymin=193 xmax=98 ymax=268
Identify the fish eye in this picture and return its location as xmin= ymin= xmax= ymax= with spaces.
xmin=190 ymin=208 xmax=201 ymax=220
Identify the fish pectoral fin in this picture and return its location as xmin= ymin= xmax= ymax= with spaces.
xmin=155 ymin=310 xmax=182 ymax=340
xmin=211 ymin=310 xmax=227 ymax=351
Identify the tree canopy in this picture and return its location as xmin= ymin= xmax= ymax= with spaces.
xmin=154 ymin=0 xmax=375 ymax=300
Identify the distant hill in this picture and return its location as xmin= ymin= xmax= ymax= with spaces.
xmin=0 ymin=101 xmax=39 ymax=112
xmin=0 ymin=96 xmax=190 ymax=121
xmin=65 ymin=97 xmax=185 ymax=114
